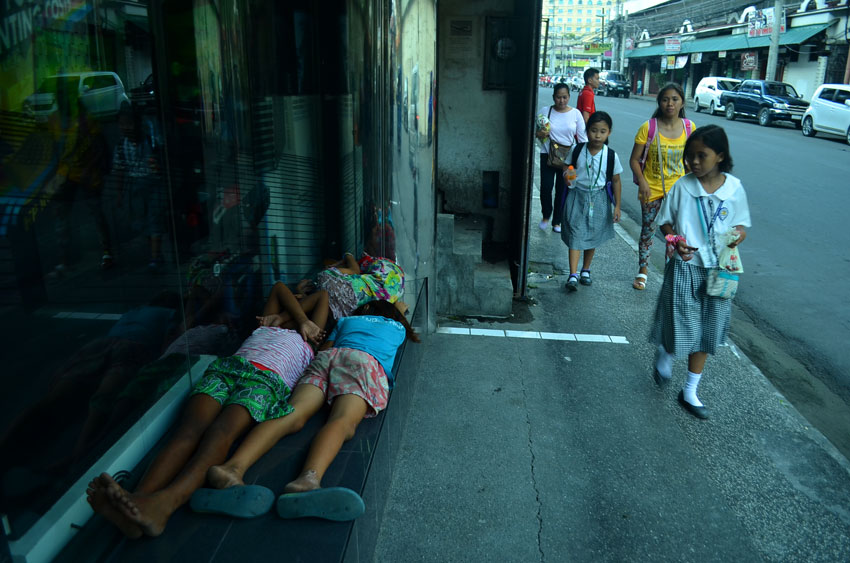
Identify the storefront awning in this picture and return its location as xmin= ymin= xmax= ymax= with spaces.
xmin=625 ymin=23 xmax=831 ymax=58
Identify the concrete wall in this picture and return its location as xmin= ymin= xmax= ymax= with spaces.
xmin=437 ymin=0 xmax=515 ymax=242
xmin=784 ymin=57 xmax=819 ymax=100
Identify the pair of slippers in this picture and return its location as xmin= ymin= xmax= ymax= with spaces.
xmin=189 ymin=485 xmax=365 ymax=521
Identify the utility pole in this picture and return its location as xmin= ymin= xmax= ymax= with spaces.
xmin=765 ymin=0 xmax=782 ymax=80
xmin=541 ymin=18 xmax=550 ymax=75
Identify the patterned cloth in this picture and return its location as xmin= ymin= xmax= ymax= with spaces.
xmin=317 ymin=257 xmax=405 ymax=320
xmin=650 ymin=258 xmax=732 ymax=356
xmin=318 ymin=268 xmax=360 ymax=320
xmin=234 ymin=327 xmax=313 ymax=389
xmin=639 ymin=198 xmax=664 ymax=269
xmin=192 ymin=356 xmax=295 ymax=422
xmin=561 ymin=186 xmax=614 ymax=250
xmin=298 ymin=348 xmax=389 ymax=418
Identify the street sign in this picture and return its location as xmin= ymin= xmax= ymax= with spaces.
xmin=665 ymin=38 xmax=681 ymax=52
xmin=747 ymin=7 xmax=786 ymax=38
xmin=741 ymin=51 xmax=758 ymax=71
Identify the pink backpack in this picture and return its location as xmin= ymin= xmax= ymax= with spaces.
xmin=633 ymin=118 xmax=694 ymax=187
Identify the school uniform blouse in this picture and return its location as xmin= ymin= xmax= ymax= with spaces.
xmin=566 ymin=145 xmax=624 ymax=190
xmin=656 ymin=173 xmax=752 ymax=268
xmin=537 ymin=105 xmax=588 ymax=153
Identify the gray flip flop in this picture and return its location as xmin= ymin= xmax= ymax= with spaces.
xmin=276 ymin=487 xmax=365 ymax=521
xmin=189 ymin=485 xmax=275 ymax=518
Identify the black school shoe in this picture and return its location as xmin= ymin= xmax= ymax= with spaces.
xmin=579 ymin=269 xmax=592 ymax=285
xmin=678 ymin=390 xmax=709 ymax=419
xmin=565 ymin=274 xmax=579 ymax=292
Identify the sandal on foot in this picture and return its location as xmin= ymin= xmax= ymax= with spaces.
xmin=565 ymin=274 xmax=579 ymax=292
xmin=276 ymin=487 xmax=365 ymax=521
xmin=579 ymin=269 xmax=592 ymax=286
xmin=633 ymin=273 xmax=647 ymax=290
xmin=190 ymin=485 xmax=275 ymax=518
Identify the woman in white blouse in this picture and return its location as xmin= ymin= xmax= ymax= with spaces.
xmin=535 ymin=83 xmax=588 ymax=233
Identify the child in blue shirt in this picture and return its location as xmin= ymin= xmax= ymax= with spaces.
xmin=200 ymin=300 xmax=417 ymax=505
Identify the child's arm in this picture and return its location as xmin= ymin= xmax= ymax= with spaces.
xmin=612 ymin=174 xmax=621 ymax=223
xmin=629 ymin=142 xmax=651 ymax=203
xmin=258 ymin=282 xmax=325 ymax=344
xmin=660 ymin=224 xmax=698 ymax=261
xmin=318 ymin=340 xmax=334 ymax=351
xmin=728 ymin=227 xmax=747 ymax=247
xmin=331 ymin=252 xmax=361 ymax=275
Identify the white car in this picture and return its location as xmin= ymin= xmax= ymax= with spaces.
xmin=693 ymin=77 xmax=741 ymax=115
xmin=23 ymin=72 xmax=131 ymax=122
xmin=801 ymin=84 xmax=850 ymax=144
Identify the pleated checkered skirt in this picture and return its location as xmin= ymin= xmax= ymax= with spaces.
xmin=650 ymin=258 xmax=732 ymax=356
xmin=560 ymin=186 xmax=614 ymax=250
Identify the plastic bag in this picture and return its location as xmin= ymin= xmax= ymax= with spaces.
xmin=717 ymin=228 xmax=743 ymax=273
xmin=535 ymin=114 xmax=550 ymax=150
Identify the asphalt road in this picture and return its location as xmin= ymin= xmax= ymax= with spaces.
xmin=536 ymin=85 xmax=850 ymax=422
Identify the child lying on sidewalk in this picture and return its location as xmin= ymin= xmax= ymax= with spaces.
xmin=190 ymin=299 xmax=418 ymax=521
xmin=86 ymin=283 xmax=329 ymax=538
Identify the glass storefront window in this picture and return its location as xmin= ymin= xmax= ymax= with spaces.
xmin=1 ymin=0 xmax=435 ymax=558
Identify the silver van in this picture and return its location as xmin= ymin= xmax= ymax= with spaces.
xmin=23 ymin=72 xmax=131 ymax=122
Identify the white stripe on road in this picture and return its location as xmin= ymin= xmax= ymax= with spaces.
xmin=437 ymin=326 xmax=629 ymax=344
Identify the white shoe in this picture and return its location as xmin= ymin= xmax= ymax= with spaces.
xmin=538 ymin=219 xmax=550 ymax=231
xmin=553 ymin=224 xmax=562 ymax=233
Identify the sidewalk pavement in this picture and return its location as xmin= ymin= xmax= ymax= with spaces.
xmin=373 ymin=203 xmax=850 ymax=561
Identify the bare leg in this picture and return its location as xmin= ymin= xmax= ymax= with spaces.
xmin=568 ymin=249 xmax=580 ymax=274
xmin=133 ymin=394 xmax=223 ymax=494
xmin=105 ymin=403 xmax=254 ymax=536
xmin=284 ymin=394 xmax=368 ymax=493
xmin=208 ymin=383 xmax=326 ymax=488
xmin=581 ymin=248 xmax=596 ymax=270
xmin=688 ymin=352 xmax=708 ymax=374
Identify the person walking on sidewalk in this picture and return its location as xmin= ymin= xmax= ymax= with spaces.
xmin=628 ymin=83 xmax=695 ymax=291
xmin=560 ymin=111 xmax=623 ymax=291
xmin=577 ymin=68 xmax=599 ymax=124
xmin=535 ymin=83 xmax=587 ymax=234
xmin=651 ymin=125 xmax=751 ymax=419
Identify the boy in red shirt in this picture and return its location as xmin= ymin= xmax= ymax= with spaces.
xmin=577 ymin=68 xmax=600 ymax=123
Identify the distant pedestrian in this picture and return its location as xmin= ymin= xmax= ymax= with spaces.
xmin=535 ymin=83 xmax=587 ymax=233
xmin=637 ymin=79 xmax=643 ymax=95
xmin=628 ymin=83 xmax=695 ymax=291
xmin=560 ymin=111 xmax=622 ymax=291
xmin=651 ymin=125 xmax=751 ymax=419
xmin=577 ymin=68 xmax=599 ymax=124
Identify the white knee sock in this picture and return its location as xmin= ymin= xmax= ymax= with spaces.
xmin=655 ymin=345 xmax=674 ymax=379
xmin=683 ymin=371 xmax=703 ymax=406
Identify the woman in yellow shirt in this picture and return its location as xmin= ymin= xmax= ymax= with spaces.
xmin=628 ymin=83 xmax=694 ymax=290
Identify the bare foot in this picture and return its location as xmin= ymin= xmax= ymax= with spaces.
xmin=207 ymin=464 xmax=245 ymax=489
xmin=298 ymin=320 xmax=323 ymax=344
xmin=257 ymin=314 xmax=283 ymax=327
xmin=86 ymin=476 xmax=143 ymax=539
xmin=284 ymin=469 xmax=321 ymax=493
xmin=99 ymin=473 xmax=171 ymax=537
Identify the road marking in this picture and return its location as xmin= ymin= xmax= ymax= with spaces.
xmin=54 ymin=312 xmax=123 ymax=321
xmin=438 ymin=326 xmax=629 ymax=344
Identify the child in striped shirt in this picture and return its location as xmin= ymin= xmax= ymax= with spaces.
xmin=86 ymin=283 xmax=329 ymax=539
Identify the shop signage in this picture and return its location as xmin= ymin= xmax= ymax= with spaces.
xmin=661 ymin=56 xmax=667 ymax=70
xmin=626 ymin=38 xmax=634 ymax=50
xmin=747 ymin=7 xmax=786 ymax=38
xmin=741 ymin=51 xmax=758 ymax=71
xmin=675 ymin=55 xmax=688 ymax=69
xmin=718 ymin=50 xmax=727 ymax=58
xmin=665 ymin=38 xmax=681 ymax=52
xmin=690 ymin=52 xmax=702 ymax=64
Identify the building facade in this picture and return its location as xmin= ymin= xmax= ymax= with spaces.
xmin=615 ymin=0 xmax=849 ymax=99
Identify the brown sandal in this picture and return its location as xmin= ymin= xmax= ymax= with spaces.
xmin=633 ymin=273 xmax=647 ymax=290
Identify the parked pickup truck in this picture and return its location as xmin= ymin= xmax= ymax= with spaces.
xmin=720 ymin=80 xmax=809 ymax=127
